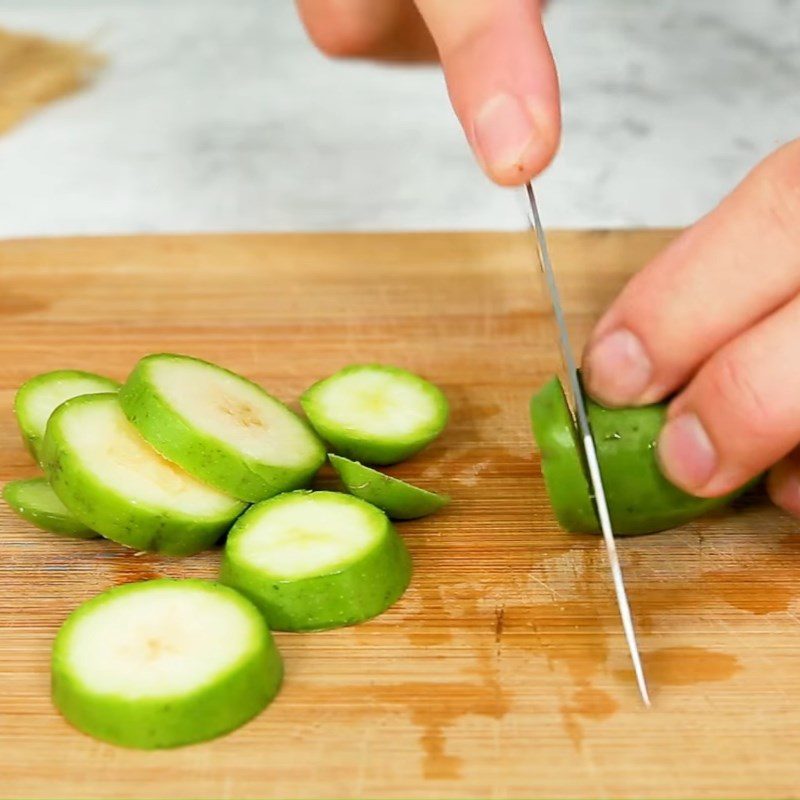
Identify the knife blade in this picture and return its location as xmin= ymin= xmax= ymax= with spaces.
xmin=524 ymin=182 xmax=651 ymax=707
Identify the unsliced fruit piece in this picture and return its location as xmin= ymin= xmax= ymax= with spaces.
xmin=52 ymin=579 xmax=282 ymax=749
xmin=301 ymin=364 xmax=449 ymax=465
xmin=42 ymin=393 xmax=245 ymax=555
xmin=14 ymin=370 xmax=120 ymax=462
xmin=2 ymin=477 xmax=98 ymax=539
xmin=119 ymin=354 xmax=326 ymax=503
xmin=530 ymin=375 xmax=751 ymax=535
xmin=329 ymin=454 xmax=449 ymax=520
xmin=221 ymin=490 xmax=412 ymax=631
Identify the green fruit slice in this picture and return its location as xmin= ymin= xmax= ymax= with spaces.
xmin=529 ymin=377 xmax=597 ymax=532
xmin=52 ymin=579 xmax=282 ymax=749
xmin=221 ymin=491 xmax=412 ymax=631
xmin=2 ymin=477 xmax=98 ymax=539
xmin=530 ymin=375 xmax=750 ymax=535
xmin=301 ymin=364 xmax=449 ymax=465
xmin=119 ymin=354 xmax=326 ymax=503
xmin=42 ymin=394 xmax=246 ymax=555
xmin=329 ymin=454 xmax=449 ymax=520
xmin=14 ymin=370 xmax=120 ymax=463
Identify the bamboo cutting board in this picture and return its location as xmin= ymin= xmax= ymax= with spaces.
xmin=1 ymin=231 xmax=799 ymax=800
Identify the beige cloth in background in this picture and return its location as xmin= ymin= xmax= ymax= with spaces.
xmin=0 ymin=27 xmax=104 ymax=134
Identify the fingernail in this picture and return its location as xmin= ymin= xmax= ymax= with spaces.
xmin=583 ymin=328 xmax=652 ymax=406
xmin=658 ymin=413 xmax=717 ymax=492
xmin=473 ymin=93 xmax=540 ymax=176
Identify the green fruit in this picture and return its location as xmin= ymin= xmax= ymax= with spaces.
xmin=529 ymin=377 xmax=597 ymax=532
xmin=530 ymin=376 xmax=749 ymax=535
xmin=119 ymin=353 xmax=326 ymax=503
xmin=221 ymin=491 xmax=412 ymax=631
xmin=52 ymin=579 xmax=282 ymax=749
xmin=329 ymin=454 xmax=449 ymax=520
xmin=2 ymin=477 xmax=98 ymax=539
xmin=14 ymin=370 xmax=120 ymax=463
xmin=301 ymin=364 xmax=449 ymax=465
xmin=42 ymin=393 xmax=246 ymax=555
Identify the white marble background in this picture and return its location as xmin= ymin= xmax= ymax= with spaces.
xmin=0 ymin=0 xmax=796 ymax=237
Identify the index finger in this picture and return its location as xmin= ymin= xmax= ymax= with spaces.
xmin=582 ymin=139 xmax=800 ymax=407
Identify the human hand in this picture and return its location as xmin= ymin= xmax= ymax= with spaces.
xmin=582 ymin=140 xmax=800 ymax=516
xmin=296 ymin=0 xmax=561 ymax=185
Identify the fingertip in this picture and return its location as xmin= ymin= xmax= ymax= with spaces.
xmin=657 ymin=412 xmax=721 ymax=497
xmin=471 ymin=94 xmax=559 ymax=185
xmin=767 ymin=458 xmax=800 ymax=517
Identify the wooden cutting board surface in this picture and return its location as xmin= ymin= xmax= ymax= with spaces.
xmin=1 ymin=231 xmax=799 ymax=800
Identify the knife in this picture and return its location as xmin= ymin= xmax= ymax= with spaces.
xmin=524 ymin=182 xmax=651 ymax=707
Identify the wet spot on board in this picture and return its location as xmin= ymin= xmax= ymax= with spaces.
xmin=560 ymin=686 xmax=619 ymax=749
xmin=105 ymin=551 xmax=163 ymax=583
xmin=494 ymin=605 xmax=505 ymax=645
xmin=615 ymin=646 xmax=740 ymax=688
xmin=701 ymin=568 xmax=795 ymax=615
xmin=519 ymin=596 xmax=614 ymax=750
xmin=290 ymin=655 xmax=508 ymax=781
xmin=405 ymin=629 xmax=453 ymax=647
xmin=493 ymin=547 xmax=619 ymax=749
xmin=397 ymin=678 xmax=507 ymax=781
xmin=393 ymin=591 xmax=508 ymax=778
xmin=508 ymin=597 xmax=610 ymax=683
xmin=407 ymin=676 xmax=508 ymax=780
xmin=0 ymin=288 xmax=48 ymax=316
xmin=569 ymin=685 xmax=619 ymax=719
xmin=418 ymin=727 xmax=461 ymax=780
xmin=398 ymin=582 xmax=454 ymax=649
xmin=631 ymin=566 xmax=797 ymax=620
xmin=479 ymin=537 xmax=794 ymax=747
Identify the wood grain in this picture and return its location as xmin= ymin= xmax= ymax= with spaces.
xmin=1 ymin=231 xmax=799 ymax=800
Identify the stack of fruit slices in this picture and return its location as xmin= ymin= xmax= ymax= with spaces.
xmin=2 ymin=354 xmax=451 ymax=749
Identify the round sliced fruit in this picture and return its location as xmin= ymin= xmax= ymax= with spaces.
xmin=301 ymin=364 xmax=449 ymax=465
xmin=14 ymin=370 xmax=120 ymax=463
xmin=221 ymin=491 xmax=412 ymax=631
xmin=529 ymin=377 xmax=597 ymax=533
xmin=530 ymin=375 xmax=752 ymax=535
xmin=42 ymin=394 xmax=246 ymax=555
xmin=2 ymin=477 xmax=98 ymax=539
xmin=329 ymin=454 xmax=449 ymax=520
xmin=52 ymin=579 xmax=282 ymax=749
xmin=119 ymin=354 xmax=326 ymax=503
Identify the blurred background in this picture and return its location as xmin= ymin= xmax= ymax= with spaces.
xmin=0 ymin=0 xmax=796 ymax=237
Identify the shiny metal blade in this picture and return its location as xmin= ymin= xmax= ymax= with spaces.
xmin=525 ymin=182 xmax=651 ymax=707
